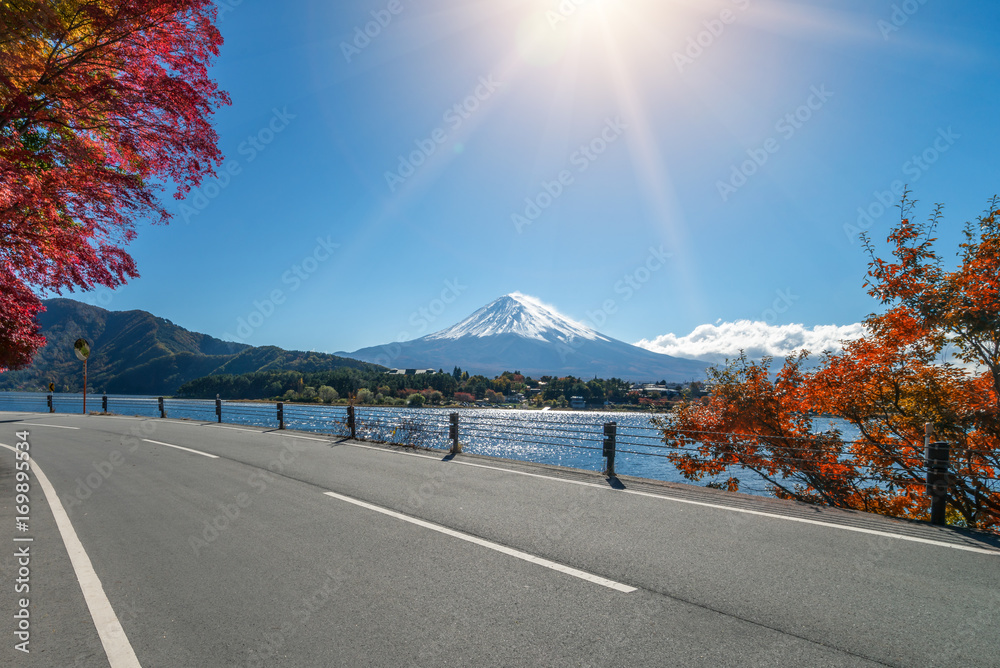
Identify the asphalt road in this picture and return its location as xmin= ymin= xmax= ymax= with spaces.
xmin=1 ymin=411 xmax=998 ymax=667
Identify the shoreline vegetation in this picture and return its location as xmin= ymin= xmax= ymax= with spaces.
xmin=164 ymin=397 xmax=842 ymax=419
xmin=171 ymin=367 xmax=711 ymax=412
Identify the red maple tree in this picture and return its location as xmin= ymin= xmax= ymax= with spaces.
xmin=0 ymin=0 xmax=229 ymax=369
xmin=657 ymin=193 xmax=1000 ymax=532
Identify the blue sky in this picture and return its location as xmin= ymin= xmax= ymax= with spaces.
xmin=72 ymin=0 xmax=1000 ymax=360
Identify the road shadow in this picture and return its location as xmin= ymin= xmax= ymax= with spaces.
xmin=605 ymin=476 xmax=626 ymax=490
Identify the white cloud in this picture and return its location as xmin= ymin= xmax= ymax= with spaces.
xmin=634 ymin=321 xmax=867 ymax=365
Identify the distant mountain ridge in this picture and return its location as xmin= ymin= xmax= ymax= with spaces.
xmin=0 ymin=299 xmax=381 ymax=395
xmin=342 ymin=293 xmax=708 ymax=382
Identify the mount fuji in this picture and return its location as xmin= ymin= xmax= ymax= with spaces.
xmin=342 ymin=293 xmax=708 ymax=382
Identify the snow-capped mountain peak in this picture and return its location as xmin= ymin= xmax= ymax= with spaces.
xmin=425 ymin=293 xmax=610 ymax=343
xmin=345 ymin=292 xmax=708 ymax=381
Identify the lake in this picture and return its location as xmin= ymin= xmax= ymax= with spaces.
xmin=0 ymin=392 xmax=860 ymax=497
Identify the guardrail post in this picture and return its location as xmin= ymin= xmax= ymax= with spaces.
xmin=603 ymin=422 xmax=617 ymax=477
xmin=277 ymin=402 xmax=284 ymax=430
xmin=347 ymin=405 xmax=356 ymax=440
xmin=102 ymin=393 xmax=108 ymax=413
xmin=47 ymin=394 xmax=54 ymax=413
xmin=215 ymin=394 xmax=222 ymax=423
xmin=449 ymin=412 xmax=461 ymax=454
xmin=926 ymin=440 xmax=950 ymax=525
xmin=158 ymin=396 xmax=166 ymax=419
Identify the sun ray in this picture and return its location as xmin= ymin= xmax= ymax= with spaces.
xmin=592 ymin=9 xmax=707 ymax=320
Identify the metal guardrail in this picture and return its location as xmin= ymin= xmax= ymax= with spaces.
xmin=2 ymin=392 xmax=996 ymax=529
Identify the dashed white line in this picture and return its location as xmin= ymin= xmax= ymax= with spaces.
xmin=21 ymin=413 xmax=995 ymax=557
xmin=333 ymin=443 xmax=1000 ymax=556
xmin=14 ymin=422 xmax=80 ymax=430
xmin=0 ymin=443 xmax=142 ymax=667
xmin=323 ymin=490 xmax=637 ymax=593
xmin=142 ymin=439 xmax=218 ymax=459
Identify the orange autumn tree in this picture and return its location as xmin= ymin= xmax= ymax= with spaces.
xmin=656 ymin=194 xmax=1000 ymax=532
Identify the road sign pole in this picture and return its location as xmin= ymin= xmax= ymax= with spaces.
xmin=74 ymin=338 xmax=91 ymax=415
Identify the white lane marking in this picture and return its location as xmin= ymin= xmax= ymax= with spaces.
xmin=0 ymin=443 xmax=142 ymax=667
xmin=211 ymin=425 xmax=264 ymax=433
xmin=77 ymin=415 xmax=145 ymax=421
xmin=271 ymin=433 xmax=330 ymax=442
xmin=335 ymin=443 xmax=1000 ymax=556
xmin=617 ymin=488 xmax=1000 ymax=556
xmin=323 ymin=490 xmax=636 ymax=593
xmin=15 ymin=422 xmax=80 ymax=430
xmin=142 ymin=439 xmax=218 ymax=459
xmin=54 ymin=416 xmax=997 ymax=557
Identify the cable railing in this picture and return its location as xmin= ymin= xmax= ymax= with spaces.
xmin=2 ymin=391 xmax=997 ymax=529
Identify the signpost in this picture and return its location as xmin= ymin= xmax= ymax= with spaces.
xmin=74 ymin=338 xmax=91 ymax=414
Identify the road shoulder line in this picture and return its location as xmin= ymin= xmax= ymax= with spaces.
xmin=0 ymin=442 xmax=142 ymax=667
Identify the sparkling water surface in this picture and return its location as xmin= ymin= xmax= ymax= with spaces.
xmin=1 ymin=392 xmax=860 ymax=497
